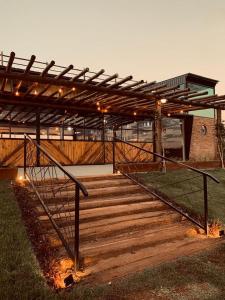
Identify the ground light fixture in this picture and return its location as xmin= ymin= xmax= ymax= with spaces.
xmin=64 ymin=274 xmax=75 ymax=287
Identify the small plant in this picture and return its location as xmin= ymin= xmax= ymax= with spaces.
xmin=209 ymin=219 xmax=223 ymax=237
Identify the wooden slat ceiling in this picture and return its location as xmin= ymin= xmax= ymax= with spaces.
xmin=0 ymin=51 xmax=224 ymax=129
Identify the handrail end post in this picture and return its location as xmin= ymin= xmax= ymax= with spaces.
xmin=74 ymin=184 xmax=80 ymax=272
xmin=203 ymin=174 xmax=209 ymax=235
xmin=24 ymin=135 xmax=27 ymax=179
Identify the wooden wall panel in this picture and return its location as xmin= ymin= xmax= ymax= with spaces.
xmin=0 ymin=139 xmax=153 ymax=167
xmin=0 ymin=139 xmax=24 ymax=167
xmin=114 ymin=142 xmax=153 ymax=163
xmin=40 ymin=140 xmax=104 ymax=165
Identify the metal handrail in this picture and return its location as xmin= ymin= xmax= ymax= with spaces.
xmin=24 ymin=133 xmax=88 ymax=196
xmin=24 ymin=134 xmax=88 ymax=271
xmin=113 ymin=137 xmax=220 ymax=234
xmin=114 ymin=137 xmax=219 ymax=183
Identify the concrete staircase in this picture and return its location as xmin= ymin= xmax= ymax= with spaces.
xmin=24 ymin=174 xmax=219 ymax=283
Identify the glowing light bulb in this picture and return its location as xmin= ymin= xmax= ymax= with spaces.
xmin=160 ymin=98 xmax=167 ymax=104
xmin=133 ymin=112 xmax=137 ymax=116
xmin=15 ymin=91 xmax=20 ymax=96
xmin=180 ymin=110 xmax=184 ymax=114
xmin=67 ymin=126 xmax=72 ymax=131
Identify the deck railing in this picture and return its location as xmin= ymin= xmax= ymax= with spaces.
xmin=113 ymin=137 xmax=219 ymax=234
xmin=23 ymin=134 xmax=88 ymax=271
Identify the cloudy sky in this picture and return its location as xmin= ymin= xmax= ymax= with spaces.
xmin=1 ymin=0 xmax=225 ymax=94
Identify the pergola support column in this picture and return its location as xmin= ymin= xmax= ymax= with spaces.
xmin=36 ymin=110 xmax=40 ymax=167
xmin=154 ymin=100 xmax=162 ymax=161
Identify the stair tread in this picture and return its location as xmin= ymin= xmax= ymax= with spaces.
xmin=44 ymin=210 xmax=181 ymax=246
xmin=34 ymin=193 xmax=156 ymax=215
xmin=85 ymin=236 xmax=220 ymax=283
xmin=80 ymin=221 xmax=189 ymax=256
xmin=38 ymin=200 xmax=168 ymax=221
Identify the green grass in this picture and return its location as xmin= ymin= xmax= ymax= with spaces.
xmin=137 ymin=168 xmax=225 ymax=225
xmin=1 ymin=179 xmax=225 ymax=299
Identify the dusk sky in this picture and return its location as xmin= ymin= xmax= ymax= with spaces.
xmin=1 ymin=0 xmax=225 ymax=94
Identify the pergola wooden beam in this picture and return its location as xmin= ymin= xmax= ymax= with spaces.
xmin=96 ymin=73 xmax=118 ymax=86
xmin=55 ymin=64 xmax=74 ymax=80
xmin=41 ymin=60 xmax=55 ymax=77
xmin=70 ymin=68 xmax=89 ymax=82
xmin=1 ymin=52 xmax=15 ymax=91
xmin=84 ymin=69 xmax=105 ymax=84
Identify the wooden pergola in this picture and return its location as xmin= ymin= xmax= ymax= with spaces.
xmin=0 ymin=51 xmax=224 ymax=157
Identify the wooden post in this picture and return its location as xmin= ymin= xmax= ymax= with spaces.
xmin=113 ymin=129 xmax=116 ymax=173
xmin=154 ymin=100 xmax=162 ymax=160
xmin=216 ymin=108 xmax=222 ymax=164
xmin=102 ymin=117 xmax=106 ymax=164
xmin=181 ymin=119 xmax=186 ymax=161
xmin=36 ymin=110 xmax=40 ymax=167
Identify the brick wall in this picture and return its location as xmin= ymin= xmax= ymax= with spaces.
xmin=189 ymin=116 xmax=218 ymax=161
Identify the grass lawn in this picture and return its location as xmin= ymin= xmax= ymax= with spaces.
xmin=1 ymin=178 xmax=225 ymax=299
xmin=136 ymin=168 xmax=225 ymax=225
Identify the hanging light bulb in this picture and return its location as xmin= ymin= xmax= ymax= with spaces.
xmin=133 ymin=112 xmax=137 ymax=116
xmin=167 ymin=113 xmax=171 ymax=117
xmin=180 ymin=110 xmax=184 ymax=114
xmin=160 ymin=98 xmax=167 ymax=104
xmin=67 ymin=126 xmax=72 ymax=131
xmin=15 ymin=91 xmax=20 ymax=96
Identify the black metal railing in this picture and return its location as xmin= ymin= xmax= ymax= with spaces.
xmin=113 ymin=137 xmax=219 ymax=234
xmin=23 ymin=134 xmax=88 ymax=271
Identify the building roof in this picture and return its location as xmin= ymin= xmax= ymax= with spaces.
xmin=156 ymin=73 xmax=218 ymax=89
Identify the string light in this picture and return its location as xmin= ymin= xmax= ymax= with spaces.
xmin=180 ymin=110 xmax=184 ymax=114
xmin=15 ymin=91 xmax=19 ymax=96
xmin=97 ymin=107 xmax=101 ymax=111
xmin=96 ymin=101 xmax=100 ymax=106
xmin=59 ymin=88 xmax=63 ymax=94
xmin=133 ymin=112 xmax=137 ymax=116
xmin=167 ymin=113 xmax=171 ymax=117
xmin=160 ymin=98 xmax=167 ymax=104
xmin=72 ymin=87 xmax=76 ymax=91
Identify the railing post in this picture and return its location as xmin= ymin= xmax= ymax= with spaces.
xmin=203 ymin=174 xmax=208 ymax=235
xmin=24 ymin=135 xmax=27 ymax=179
xmin=74 ymin=183 xmax=80 ymax=271
xmin=113 ymin=130 xmax=116 ymax=173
